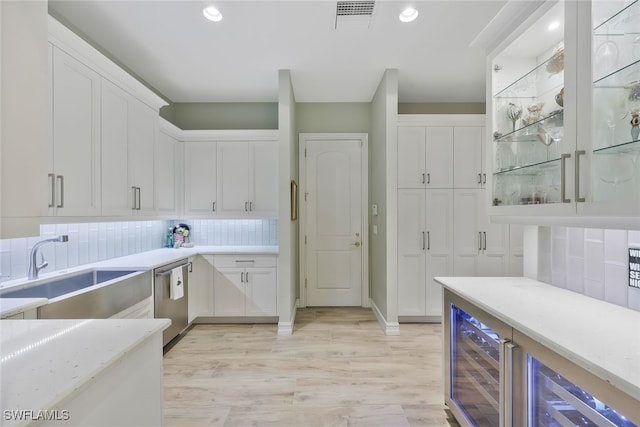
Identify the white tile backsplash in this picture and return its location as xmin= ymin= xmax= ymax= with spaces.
xmin=539 ymin=226 xmax=638 ymax=312
xmin=181 ymin=219 xmax=278 ymax=247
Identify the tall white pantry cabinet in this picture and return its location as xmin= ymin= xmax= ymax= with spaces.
xmin=397 ymin=115 xmax=521 ymax=320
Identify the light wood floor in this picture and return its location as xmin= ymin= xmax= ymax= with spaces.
xmin=163 ymin=307 xmax=460 ymax=427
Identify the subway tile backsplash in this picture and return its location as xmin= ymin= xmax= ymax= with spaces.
xmin=0 ymin=219 xmax=278 ymax=283
xmin=538 ymin=226 xmax=640 ymax=312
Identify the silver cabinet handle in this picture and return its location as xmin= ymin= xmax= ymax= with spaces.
xmin=245 ymin=201 xmax=248 ymax=212
xmin=421 ymin=173 xmax=425 ymax=184
xmin=575 ymin=150 xmax=586 ymax=203
xmin=483 ymin=231 xmax=487 ymax=250
xmin=56 ymin=175 xmax=64 ymax=208
xmin=483 ymin=173 xmax=486 ymax=184
xmin=499 ymin=339 xmax=516 ymax=427
xmin=478 ymin=173 xmax=482 ymax=184
xmin=137 ymin=187 xmax=141 ymax=210
xmin=48 ymin=173 xmax=56 ymax=207
xmin=422 ymin=231 xmax=426 ymax=251
xmin=427 ymin=231 xmax=431 ymax=250
xmin=561 ymin=153 xmax=571 ymax=203
xmin=212 ymin=201 xmax=216 ymax=212
xmin=132 ymin=186 xmax=137 ymax=210
xmin=249 ymin=201 xmax=253 ymax=211
xmin=188 ymin=262 xmax=193 ymax=273
xmin=427 ymin=173 xmax=430 ymax=184
xmin=235 ymin=260 xmax=255 ymax=263
xmin=240 ymin=272 xmax=244 ymax=282
xmin=245 ymin=272 xmax=249 ymax=283
xmin=478 ymin=232 xmax=482 ymax=251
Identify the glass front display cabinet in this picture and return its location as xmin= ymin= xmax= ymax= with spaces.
xmin=487 ymin=0 xmax=640 ymax=219
xmin=588 ymin=0 xmax=640 ymax=213
xmin=490 ymin=1 xmax=568 ymax=209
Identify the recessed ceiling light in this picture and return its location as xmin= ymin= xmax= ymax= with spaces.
xmin=203 ymin=5 xmax=223 ymax=22
xmin=399 ymin=7 xmax=418 ymax=23
xmin=548 ymin=21 xmax=560 ymax=31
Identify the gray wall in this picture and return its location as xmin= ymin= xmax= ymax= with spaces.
xmin=161 ymin=103 xmax=278 ymax=130
xmin=369 ymin=70 xmax=398 ymax=320
xmin=296 ymin=103 xmax=371 ymax=134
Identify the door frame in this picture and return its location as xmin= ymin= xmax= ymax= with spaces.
xmin=298 ymin=133 xmax=369 ymax=308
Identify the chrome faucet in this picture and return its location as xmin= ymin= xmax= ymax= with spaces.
xmin=28 ymin=235 xmax=69 ymax=280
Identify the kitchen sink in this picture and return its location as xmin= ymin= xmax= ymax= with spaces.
xmin=0 ymin=269 xmax=152 ymax=319
xmin=0 ymin=270 xmax=139 ymax=299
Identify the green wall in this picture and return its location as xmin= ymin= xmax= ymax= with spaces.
xmin=398 ymin=103 xmax=485 ymax=114
xmin=160 ymin=103 xmax=278 ymax=130
xmin=296 ymin=103 xmax=371 ymax=134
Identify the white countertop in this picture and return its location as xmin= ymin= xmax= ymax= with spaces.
xmin=435 ymin=276 xmax=640 ymax=402
xmin=0 ymin=246 xmax=278 ymax=318
xmin=0 ymin=318 xmax=170 ymax=426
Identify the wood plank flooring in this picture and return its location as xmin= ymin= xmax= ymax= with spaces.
xmin=163 ymin=307 xmax=461 ymax=427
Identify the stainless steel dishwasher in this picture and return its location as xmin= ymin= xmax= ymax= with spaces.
xmin=154 ymin=259 xmax=189 ymax=346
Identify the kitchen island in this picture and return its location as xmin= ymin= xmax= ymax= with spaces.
xmin=435 ymin=276 xmax=640 ymax=426
xmin=0 ymin=318 xmax=170 ymax=426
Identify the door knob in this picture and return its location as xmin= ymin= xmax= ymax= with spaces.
xmin=352 ymin=242 xmax=361 ymax=247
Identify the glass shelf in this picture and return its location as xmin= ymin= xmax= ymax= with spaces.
xmin=593 ymin=0 xmax=639 ymax=35
xmin=594 ymin=138 xmax=640 ymax=155
xmin=494 ymin=48 xmax=565 ymax=99
xmin=494 ymin=157 xmax=561 ymax=177
xmin=594 ymin=59 xmax=640 ymax=87
xmin=495 ymin=110 xmax=564 ymax=142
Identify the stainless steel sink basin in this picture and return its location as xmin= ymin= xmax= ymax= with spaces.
xmin=0 ymin=269 xmax=152 ymax=319
xmin=0 ymin=270 xmax=139 ymax=299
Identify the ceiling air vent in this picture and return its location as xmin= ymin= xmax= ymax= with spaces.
xmin=335 ymin=1 xmax=375 ymax=30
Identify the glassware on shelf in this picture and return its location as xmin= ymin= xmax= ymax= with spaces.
xmin=598 ymin=153 xmax=636 ymax=200
xmin=507 ymin=103 xmax=523 ymax=133
xmin=595 ymin=39 xmax=620 ymax=78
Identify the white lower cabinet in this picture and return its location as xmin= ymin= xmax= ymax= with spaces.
xmin=397 ymin=189 xmax=453 ymax=318
xmin=213 ymin=255 xmax=277 ymax=317
xmin=188 ymin=256 xmax=214 ymax=322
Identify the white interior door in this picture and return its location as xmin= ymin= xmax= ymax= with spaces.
xmin=305 ymin=138 xmax=363 ymax=306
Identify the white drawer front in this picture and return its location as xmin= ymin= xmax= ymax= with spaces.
xmin=213 ymin=254 xmax=277 ymax=268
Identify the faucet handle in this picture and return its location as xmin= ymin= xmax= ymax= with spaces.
xmin=38 ymin=252 xmax=49 ymax=270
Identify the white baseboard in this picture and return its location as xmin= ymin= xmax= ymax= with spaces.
xmin=277 ymin=299 xmax=299 ymax=336
xmin=370 ymin=299 xmax=400 ymax=336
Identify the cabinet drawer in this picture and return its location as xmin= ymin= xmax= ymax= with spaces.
xmin=213 ymin=254 xmax=277 ymax=268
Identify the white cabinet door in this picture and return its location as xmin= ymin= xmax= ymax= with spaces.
xmin=128 ymin=99 xmax=156 ymax=214
xmin=425 ymin=127 xmax=454 ymax=188
xmin=213 ymin=267 xmax=245 ymax=316
xmin=453 ymin=189 xmax=483 ymax=276
xmin=188 ymin=255 xmax=213 ymax=322
xmin=397 ymin=189 xmax=427 ymax=316
xmin=51 ymin=47 xmax=101 ymax=216
xmin=454 ymin=126 xmax=484 ymax=189
xmin=101 ymin=79 xmax=131 ymax=216
xmin=245 ymin=267 xmax=277 ymax=316
xmin=155 ymin=131 xmax=180 ymax=215
xmin=249 ymin=141 xmax=278 ymax=217
xmin=217 ymin=142 xmax=250 ymax=216
xmin=453 ymin=189 xmax=509 ymax=277
xmin=398 ymin=127 xmax=427 ymax=188
xmin=425 ymin=189 xmax=454 ymax=317
xmin=184 ymin=142 xmax=217 ymax=216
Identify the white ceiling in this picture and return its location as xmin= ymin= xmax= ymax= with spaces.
xmin=49 ymin=0 xmax=506 ymax=103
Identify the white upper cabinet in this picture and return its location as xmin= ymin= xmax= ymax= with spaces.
xmin=397 ymin=126 xmax=454 ymax=188
xmin=217 ymin=140 xmax=278 ymax=218
xmin=155 ymin=124 xmax=182 ymax=216
xmin=217 ymin=142 xmax=251 ymax=216
xmin=454 ymin=126 xmax=486 ymax=189
xmin=249 ymin=141 xmax=278 ymax=217
xmin=128 ymin=100 xmax=156 ymax=214
xmin=184 ymin=142 xmax=217 ymax=216
xmin=50 ymin=46 xmax=101 ymax=217
xmin=101 ymin=80 xmax=157 ymax=216
xmin=484 ymin=0 xmax=640 ymax=227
